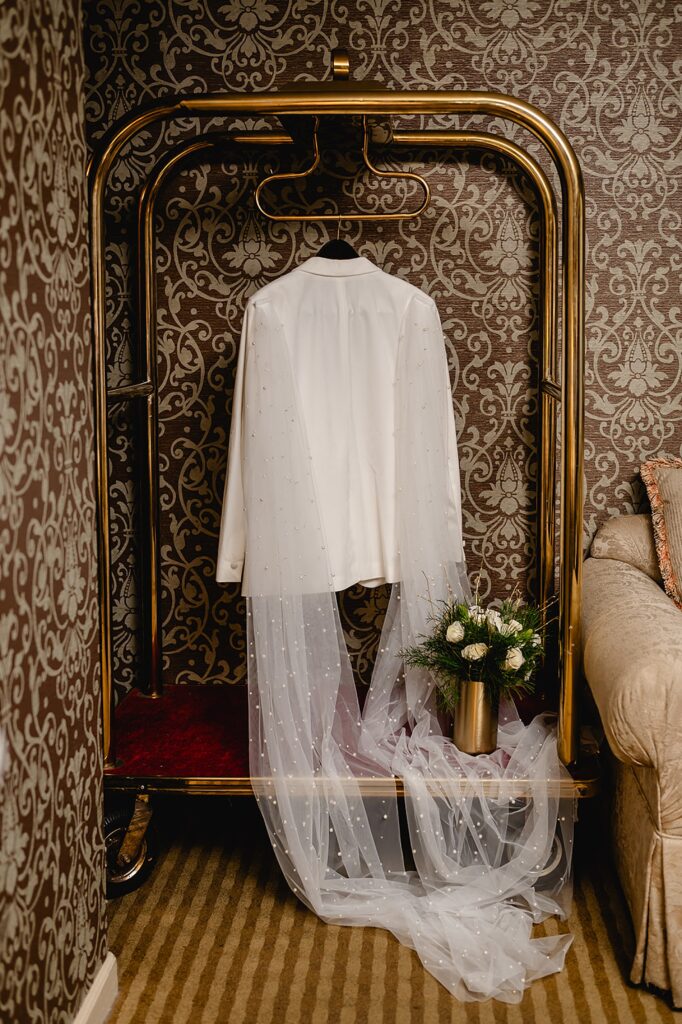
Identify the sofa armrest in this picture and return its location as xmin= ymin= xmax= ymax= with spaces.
xmin=582 ymin=557 xmax=682 ymax=785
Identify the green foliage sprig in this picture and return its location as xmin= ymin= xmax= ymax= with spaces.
xmin=400 ymin=596 xmax=545 ymax=712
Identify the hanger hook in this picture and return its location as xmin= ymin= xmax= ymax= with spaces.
xmin=254 ymin=116 xmax=322 ymax=220
xmin=336 ymin=215 xmax=341 ymax=240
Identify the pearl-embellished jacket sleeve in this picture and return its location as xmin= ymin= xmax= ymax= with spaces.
xmin=215 ymin=301 xmax=250 ymax=583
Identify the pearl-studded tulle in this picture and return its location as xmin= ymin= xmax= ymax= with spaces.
xmin=242 ymin=297 xmax=574 ymax=1003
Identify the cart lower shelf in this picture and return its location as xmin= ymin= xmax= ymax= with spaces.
xmin=104 ymin=683 xmax=598 ymax=798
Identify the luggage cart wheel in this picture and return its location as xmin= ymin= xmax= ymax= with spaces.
xmin=104 ymin=794 xmax=157 ymax=899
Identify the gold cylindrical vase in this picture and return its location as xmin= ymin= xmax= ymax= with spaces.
xmin=453 ymin=680 xmax=498 ymax=755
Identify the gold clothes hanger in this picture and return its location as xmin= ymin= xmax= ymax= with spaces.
xmin=253 ymin=114 xmax=431 ymax=222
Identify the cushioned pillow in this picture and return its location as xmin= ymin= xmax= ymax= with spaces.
xmin=589 ymin=513 xmax=662 ymax=584
xmin=640 ymin=457 xmax=682 ymax=608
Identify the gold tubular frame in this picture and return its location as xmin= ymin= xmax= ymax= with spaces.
xmin=89 ymin=81 xmax=584 ymax=776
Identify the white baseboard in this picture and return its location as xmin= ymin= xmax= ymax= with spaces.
xmin=72 ymin=952 xmax=119 ymax=1024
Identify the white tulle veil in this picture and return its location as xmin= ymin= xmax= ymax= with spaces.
xmin=241 ymin=296 xmax=574 ymax=1003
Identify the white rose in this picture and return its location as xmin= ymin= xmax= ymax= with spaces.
xmin=468 ymin=606 xmax=487 ymax=625
xmin=462 ymin=642 xmax=489 ymax=661
xmin=499 ymin=618 xmax=522 ymax=637
xmin=502 ymin=647 xmax=525 ymax=671
xmin=509 ymin=619 xmax=523 ymax=632
xmin=486 ymin=609 xmax=503 ymax=630
xmin=531 ymin=633 xmax=542 ymax=647
xmin=446 ymin=621 xmax=465 ymax=643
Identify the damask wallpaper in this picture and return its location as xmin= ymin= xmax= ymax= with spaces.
xmin=0 ymin=0 xmax=107 ymax=1021
xmin=82 ymin=1 xmax=682 ymax=699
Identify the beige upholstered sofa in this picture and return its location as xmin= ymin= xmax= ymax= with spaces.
xmin=582 ymin=513 xmax=682 ymax=1006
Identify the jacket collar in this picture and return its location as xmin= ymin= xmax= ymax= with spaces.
xmin=295 ymin=255 xmax=380 ymax=277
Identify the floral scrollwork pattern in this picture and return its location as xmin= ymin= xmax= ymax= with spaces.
xmin=0 ymin=0 xmax=106 ymax=1020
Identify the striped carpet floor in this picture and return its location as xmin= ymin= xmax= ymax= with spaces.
xmin=107 ymin=796 xmax=677 ymax=1023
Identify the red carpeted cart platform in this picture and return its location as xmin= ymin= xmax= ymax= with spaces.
xmin=105 ymin=684 xmax=251 ymax=793
xmin=105 ymin=682 xmax=597 ymax=799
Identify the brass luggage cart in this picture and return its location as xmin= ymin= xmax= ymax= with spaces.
xmin=88 ymin=50 xmax=594 ymax=895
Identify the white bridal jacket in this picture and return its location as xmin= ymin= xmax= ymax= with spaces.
xmin=216 ymin=253 xmax=464 ymax=592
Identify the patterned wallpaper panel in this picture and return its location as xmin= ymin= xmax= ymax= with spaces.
xmin=82 ymin=1 xmax=682 ymax=700
xmin=0 ymin=0 xmax=107 ymax=1020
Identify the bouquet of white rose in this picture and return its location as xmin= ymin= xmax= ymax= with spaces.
xmin=401 ymin=596 xmax=544 ymax=712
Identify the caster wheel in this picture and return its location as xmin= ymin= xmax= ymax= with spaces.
xmin=538 ymin=833 xmax=564 ymax=877
xmin=104 ymin=800 xmax=157 ymax=899
xmin=536 ymin=829 xmax=570 ymax=888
